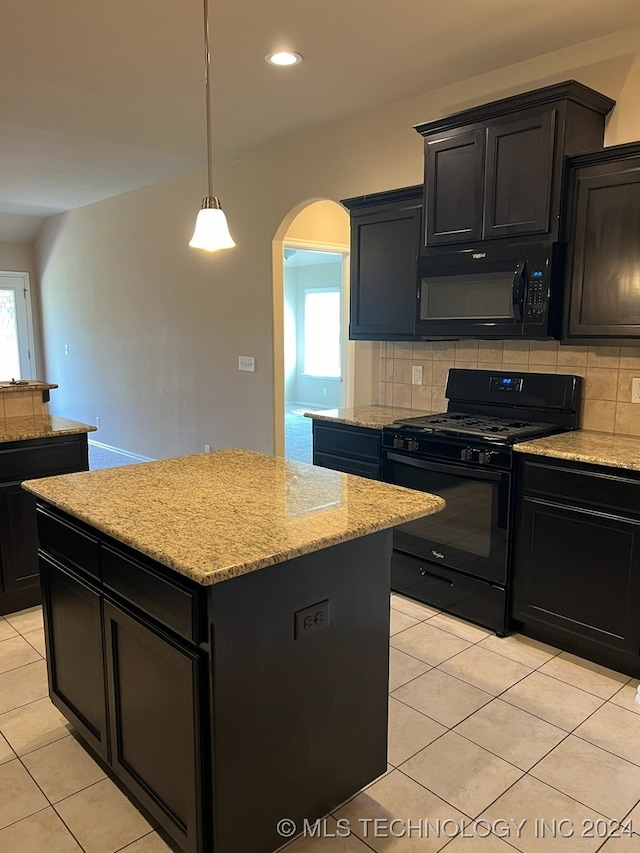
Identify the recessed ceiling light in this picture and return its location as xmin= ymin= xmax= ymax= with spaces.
xmin=266 ymin=51 xmax=303 ymax=67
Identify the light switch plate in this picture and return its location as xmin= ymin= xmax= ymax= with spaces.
xmin=239 ymin=356 xmax=256 ymax=372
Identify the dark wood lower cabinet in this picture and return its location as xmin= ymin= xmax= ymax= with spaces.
xmin=40 ymin=553 xmax=109 ymax=760
xmin=104 ymin=600 xmax=206 ymax=853
xmin=511 ymin=455 xmax=640 ymax=677
xmin=312 ymin=420 xmax=382 ymax=479
xmin=0 ymin=432 xmax=89 ymax=615
xmin=0 ymin=486 xmax=39 ymax=602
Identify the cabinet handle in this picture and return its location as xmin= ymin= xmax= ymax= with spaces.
xmin=419 ymin=567 xmax=454 ymax=586
xmin=512 ymin=260 xmax=525 ymax=321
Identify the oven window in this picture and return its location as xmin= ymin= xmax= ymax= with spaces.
xmin=395 ymin=472 xmax=492 ymax=559
xmin=386 ymin=456 xmax=509 ymax=583
xmin=420 ymin=271 xmax=514 ymax=320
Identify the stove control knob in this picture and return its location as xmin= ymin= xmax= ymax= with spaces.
xmin=408 ymin=438 xmax=419 ymax=451
xmin=460 ymin=447 xmax=472 ymax=461
xmin=478 ymin=450 xmax=496 ymax=465
xmin=393 ymin=435 xmax=405 ymax=449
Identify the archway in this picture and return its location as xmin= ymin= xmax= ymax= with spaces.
xmin=272 ymin=200 xmax=350 ymax=458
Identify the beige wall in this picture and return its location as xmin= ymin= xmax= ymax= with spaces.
xmin=35 ymin=26 xmax=640 ymax=457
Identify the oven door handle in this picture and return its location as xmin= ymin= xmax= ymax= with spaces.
xmin=385 ymin=452 xmax=502 ymax=482
xmin=512 ymin=260 xmax=526 ymax=321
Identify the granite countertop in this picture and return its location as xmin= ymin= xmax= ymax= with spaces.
xmin=0 ymin=415 xmax=97 ymax=444
xmin=304 ymin=405 xmax=432 ymax=430
xmin=0 ymin=381 xmax=58 ymax=393
xmin=514 ymin=430 xmax=640 ymax=472
xmin=23 ymin=448 xmax=445 ymax=586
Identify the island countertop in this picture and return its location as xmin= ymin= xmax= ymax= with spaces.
xmin=514 ymin=429 xmax=640 ymax=472
xmin=23 ymin=448 xmax=445 ymax=586
xmin=0 ymin=414 xmax=97 ymax=444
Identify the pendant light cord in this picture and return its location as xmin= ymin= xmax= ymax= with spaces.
xmin=203 ymin=0 xmax=214 ymax=199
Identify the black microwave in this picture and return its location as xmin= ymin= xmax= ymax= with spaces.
xmin=416 ymin=241 xmax=563 ymax=340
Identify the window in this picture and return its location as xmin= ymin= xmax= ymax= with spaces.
xmin=0 ymin=273 xmax=35 ymax=380
xmin=303 ymin=288 xmax=341 ymax=378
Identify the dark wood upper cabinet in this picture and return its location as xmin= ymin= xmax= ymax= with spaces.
xmin=342 ymin=185 xmax=422 ymax=340
xmin=426 ymin=129 xmax=484 ymax=244
xmin=415 ymin=81 xmax=615 ymax=249
xmin=483 ymin=111 xmax=555 ymax=239
xmin=563 ymin=142 xmax=640 ymax=344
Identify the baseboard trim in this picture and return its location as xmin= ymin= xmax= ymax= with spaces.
xmin=88 ymin=439 xmax=153 ymax=463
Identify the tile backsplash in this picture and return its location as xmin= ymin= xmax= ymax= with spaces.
xmin=0 ymin=390 xmax=48 ymax=420
xmin=378 ymin=340 xmax=640 ymax=436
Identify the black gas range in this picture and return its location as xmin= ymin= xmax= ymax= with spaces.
xmin=382 ymin=369 xmax=581 ymax=634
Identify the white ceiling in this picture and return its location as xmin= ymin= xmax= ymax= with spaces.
xmin=3 ymin=0 xmax=640 ymax=243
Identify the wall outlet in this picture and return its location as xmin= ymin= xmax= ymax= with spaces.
xmin=412 ymin=365 xmax=423 ymax=385
xmin=632 ymin=378 xmax=640 ymax=403
xmin=239 ymin=356 xmax=255 ymax=372
xmin=322 ymin=387 xmax=327 ymax=396
xmin=95 ymin=416 xmax=100 ymax=428
xmin=294 ymin=600 xmax=330 ymax=640
xmin=64 ymin=344 xmax=70 ymax=356
xmin=204 ymin=444 xmax=211 ymax=452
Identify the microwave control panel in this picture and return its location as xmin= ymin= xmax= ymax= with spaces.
xmin=525 ymin=268 xmax=546 ymax=323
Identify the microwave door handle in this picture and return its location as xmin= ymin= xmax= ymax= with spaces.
xmin=512 ymin=261 xmax=526 ymax=321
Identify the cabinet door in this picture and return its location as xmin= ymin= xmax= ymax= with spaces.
xmin=0 ymin=484 xmax=38 ymax=593
xmin=483 ymin=111 xmax=555 ymax=239
xmin=349 ymin=201 xmax=421 ymax=339
xmin=566 ymin=158 xmax=640 ymax=340
xmin=512 ymin=496 xmax=640 ymax=655
xmin=425 ymin=129 xmax=484 ymax=245
xmin=103 ymin=600 xmax=205 ymax=853
xmin=40 ymin=553 xmax=109 ymax=760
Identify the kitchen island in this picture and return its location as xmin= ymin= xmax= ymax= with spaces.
xmin=23 ymin=448 xmax=443 ymax=853
xmin=0 ymin=412 xmax=95 ymax=614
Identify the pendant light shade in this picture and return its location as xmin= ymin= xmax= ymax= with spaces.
xmin=189 ymin=197 xmax=235 ymax=251
xmin=189 ymin=0 xmax=235 ymax=252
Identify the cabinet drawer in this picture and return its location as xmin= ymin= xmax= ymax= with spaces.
xmin=312 ymin=422 xmax=381 ymax=460
xmin=37 ymin=506 xmax=100 ymax=580
xmin=521 ymin=460 xmax=640 ymax=516
xmin=102 ymin=546 xmax=204 ymax=645
xmin=0 ymin=437 xmax=86 ymax=484
xmin=391 ymin=551 xmax=506 ymax=631
xmin=313 ymin=451 xmax=380 ymax=480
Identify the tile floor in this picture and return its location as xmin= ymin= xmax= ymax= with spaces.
xmin=1 ymin=599 xmax=639 ymax=852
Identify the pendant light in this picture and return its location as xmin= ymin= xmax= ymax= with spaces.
xmin=189 ymin=0 xmax=235 ymax=251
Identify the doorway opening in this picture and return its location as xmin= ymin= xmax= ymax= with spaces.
xmin=272 ymin=199 xmax=351 ymax=461
xmin=0 ymin=272 xmax=36 ymax=380
xmin=283 ymin=247 xmax=348 ymax=462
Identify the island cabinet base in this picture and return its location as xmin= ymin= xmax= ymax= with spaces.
xmin=37 ymin=503 xmax=392 ymax=853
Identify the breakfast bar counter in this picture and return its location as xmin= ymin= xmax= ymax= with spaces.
xmin=23 ymin=449 xmax=443 ymax=853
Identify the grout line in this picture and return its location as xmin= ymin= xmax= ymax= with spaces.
xmin=0 ymin=802 xmax=51 ymax=834
xmin=529 ymin=667 xmax=632 ymax=702
xmin=0 ymin=690 xmax=51 ymax=718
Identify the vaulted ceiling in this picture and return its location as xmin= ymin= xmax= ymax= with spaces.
xmin=3 ymin=0 xmax=640 ymax=241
